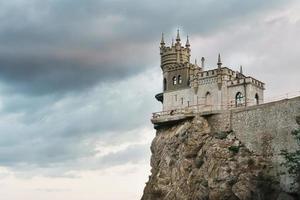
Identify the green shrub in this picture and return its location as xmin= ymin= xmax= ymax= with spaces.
xmin=280 ymin=128 xmax=300 ymax=188
xmin=228 ymin=146 xmax=240 ymax=153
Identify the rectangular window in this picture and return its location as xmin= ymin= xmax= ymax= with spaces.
xmin=181 ymin=98 xmax=184 ymax=105
xmin=175 ymin=95 xmax=177 ymax=101
xmin=187 ymin=101 xmax=190 ymax=107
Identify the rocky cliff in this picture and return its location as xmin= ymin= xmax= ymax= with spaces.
xmin=142 ymin=115 xmax=298 ymax=200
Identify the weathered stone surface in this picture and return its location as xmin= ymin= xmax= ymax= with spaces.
xmin=141 ymin=116 xmax=296 ymax=200
xmin=296 ymin=115 xmax=300 ymax=125
xmin=276 ymin=192 xmax=295 ymax=200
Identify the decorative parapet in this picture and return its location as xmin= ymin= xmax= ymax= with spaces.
xmin=165 ymin=63 xmax=187 ymax=72
xmin=227 ymin=76 xmax=265 ymax=89
xmin=196 ymin=67 xmax=237 ymax=80
xmin=198 ymin=69 xmax=218 ymax=79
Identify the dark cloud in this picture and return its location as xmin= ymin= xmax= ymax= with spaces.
xmin=0 ymin=69 xmax=159 ymax=173
xmin=0 ymin=0 xmax=290 ymax=96
xmin=0 ymin=51 xmax=146 ymax=95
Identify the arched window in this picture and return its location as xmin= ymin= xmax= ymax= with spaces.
xmin=163 ymin=78 xmax=167 ymax=91
xmin=172 ymin=76 xmax=177 ymax=85
xmin=178 ymin=75 xmax=182 ymax=84
xmin=235 ymin=92 xmax=244 ymax=107
xmin=205 ymin=92 xmax=212 ymax=106
xmin=255 ymin=93 xmax=259 ymax=105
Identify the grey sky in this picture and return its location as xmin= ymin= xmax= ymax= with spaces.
xmin=0 ymin=0 xmax=299 ymax=199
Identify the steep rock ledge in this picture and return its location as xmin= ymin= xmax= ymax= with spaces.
xmin=142 ymin=116 xmax=295 ymax=200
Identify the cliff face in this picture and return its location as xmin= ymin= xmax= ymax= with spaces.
xmin=142 ymin=116 xmax=297 ymax=200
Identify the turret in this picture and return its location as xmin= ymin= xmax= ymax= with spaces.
xmin=201 ymin=57 xmax=205 ymax=69
xmin=160 ymin=30 xmax=191 ymax=70
xmin=176 ymin=29 xmax=181 ymax=44
xmin=185 ymin=35 xmax=190 ymax=48
xmin=159 ymin=30 xmax=192 ymax=92
xmin=217 ymin=54 xmax=223 ymax=90
xmin=217 ymin=53 xmax=222 ymax=69
xmin=160 ymin=33 xmax=165 ymax=47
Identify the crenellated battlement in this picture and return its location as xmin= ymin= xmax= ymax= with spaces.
xmin=227 ymin=76 xmax=265 ymax=89
xmin=160 ymin=30 xmax=191 ymax=70
xmin=198 ymin=69 xmax=218 ymax=78
xmin=160 ymin=48 xmax=190 ymax=68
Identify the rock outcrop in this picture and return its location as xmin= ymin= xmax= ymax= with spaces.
xmin=142 ymin=116 xmax=297 ymax=200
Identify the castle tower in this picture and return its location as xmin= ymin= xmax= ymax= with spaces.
xmin=160 ymin=30 xmax=191 ymax=92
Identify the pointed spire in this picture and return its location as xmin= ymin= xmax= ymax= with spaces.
xmin=201 ymin=57 xmax=205 ymax=69
xmin=195 ymin=59 xmax=197 ymax=65
xmin=176 ymin=29 xmax=181 ymax=43
xmin=171 ymin=38 xmax=174 ymax=46
xmin=217 ymin=53 xmax=222 ymax=68
xmin=160 ymin=32 xmax=165 ymax=47
xmin=240 ymin=65 xmax=243 ymax=74
xmin=185 ymin=35 xmax=190 ymax=48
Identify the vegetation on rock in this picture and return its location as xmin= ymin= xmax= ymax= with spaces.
xmin=280 ymin=127 xmax=300 ymax=193
xmin=228 ymin=145 xmax=240 ymax=154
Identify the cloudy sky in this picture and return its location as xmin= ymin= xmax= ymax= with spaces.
xmin=0 ymin=0 xmax=300 ymax=199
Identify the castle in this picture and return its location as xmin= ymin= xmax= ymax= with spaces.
xmin=155 ymin=30 xmax=265 ymax=116
xmin=144 ymin=31 xmax=300 ymax=199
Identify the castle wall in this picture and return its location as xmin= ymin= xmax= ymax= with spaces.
xmin=227 ymin=84 xmax=246 ymax=107
xmin=162 ymin=76 xmax=265 ymax=111
xmin=163 ymin=88 xmax=194 ymax=111
xmin=207 ymin=97 xmax=299 ymax=154
xmin=196 ymin=77 xmax=220 ymax=109
xmin=245 ymin=84 xmax=264 ymax=106
xmin=227 ymin=83 xmax=264 ymax=107
xmin=232 ymin=96 xmax=299 ymax=152
xmin=163 ymin=67 xmax=189 ymax=91
xmin=206 ymin=96 xmax=300 ymax=190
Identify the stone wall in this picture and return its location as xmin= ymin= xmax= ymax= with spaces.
xmin=163 ymin=66 xmax=190 ymax=91
xmin=196 ymin=78 xmax=223 ymax=110
xmin=206 ymin=96 xmax=300 ymax=154
xmin=231 ymin=96 xmax=299 ymax=155
xmin=161 ymin=73 xmax=265 ymax=112
xmin=206 ymin=96 xmax=300 ymax=190
xmin=206 ymin=111 xmax=231 ymax=133
xmin=163 ymin=88 xmax=193 ymax=111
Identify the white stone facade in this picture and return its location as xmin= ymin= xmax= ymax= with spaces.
xmin=163 ymin=67 xmax=265 ymax=111
xmin=157 ymin=31 xmax=265 ymax=113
